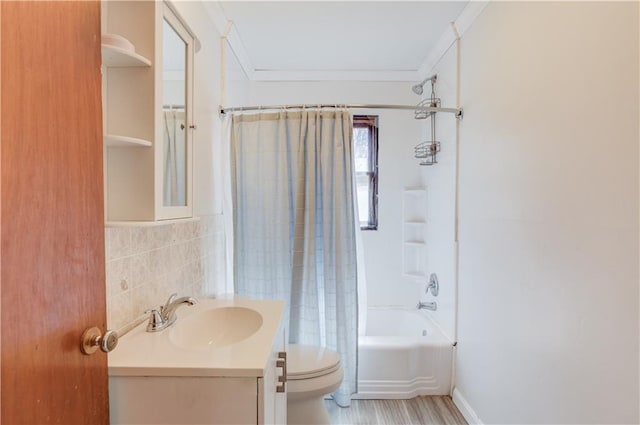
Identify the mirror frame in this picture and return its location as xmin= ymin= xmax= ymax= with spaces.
xmin=155 ymin=1 xmax=195 ymax=220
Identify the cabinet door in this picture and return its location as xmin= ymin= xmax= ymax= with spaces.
xmin=110 ymin=376 xmax=257 ymax=424
xmin=274 ymin=325 xmax=287 ymax=424
xmin=155 ymin=2 xmax=194 ymax=220
xmin=258 ymin=325 xmax=287 ymax=424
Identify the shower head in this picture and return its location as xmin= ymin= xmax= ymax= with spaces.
xmin=411 ymin=74 xmax=437 ymax=96
xmin=411 ymin=84 xmax=424 ymax=95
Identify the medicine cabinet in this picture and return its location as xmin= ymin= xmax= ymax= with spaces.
xmin=102 ymin=0 xmax=195 ymax=222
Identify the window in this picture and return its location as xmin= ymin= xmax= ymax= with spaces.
xmin=353 ymin=115 xmax=378 ymax=230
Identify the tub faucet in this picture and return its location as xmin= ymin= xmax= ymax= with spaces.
xmin=145 ymin=293 xmax=198 ymax=332
xmin=417 ymin=301 xmax=437 ymax=311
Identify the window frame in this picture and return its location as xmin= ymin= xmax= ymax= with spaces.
xmin=353 ymin=115 xmax=379 ymax=231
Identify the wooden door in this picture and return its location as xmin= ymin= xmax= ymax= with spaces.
xmin=1 ymin=2 xmax=108 ymax=424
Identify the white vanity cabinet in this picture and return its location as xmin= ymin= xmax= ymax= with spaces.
xmin=102 ymin=0 xmax=195 ymax=222
xmin=108 ymin=299 xmax=287 ymax=425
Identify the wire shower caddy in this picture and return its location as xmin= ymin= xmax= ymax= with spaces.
xmin=414 ymin=75 xmax=442 ymax=166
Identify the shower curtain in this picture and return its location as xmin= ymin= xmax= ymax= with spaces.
xmin=228 ymin=109 xmax=358 ymax=406
xmin=163 ymin=110 xmax=186 ymax=206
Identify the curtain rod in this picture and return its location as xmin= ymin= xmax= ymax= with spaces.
xmin=219 ymin=103 xmax=463 ymax=119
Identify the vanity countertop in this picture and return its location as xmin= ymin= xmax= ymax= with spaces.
xmin=108 ymin=297 xmax=286 ymax=378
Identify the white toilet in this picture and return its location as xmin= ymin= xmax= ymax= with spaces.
xmin=286 ymin=344 xmax=344 ymax=425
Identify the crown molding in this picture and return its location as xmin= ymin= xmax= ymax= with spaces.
xmin=202 ymin=1 xmax=254 ymax=80
xmin=418 ymin=0 xmax=490 ymax=78
xmin=251 ymin=70 xmax=421 ymax=82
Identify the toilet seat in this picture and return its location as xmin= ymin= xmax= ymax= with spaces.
xmin=286 ymin=344 xmax=341 ymax=381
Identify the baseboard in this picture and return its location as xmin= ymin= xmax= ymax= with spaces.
xmin=452 ymin=388 xmax=483 ymax=425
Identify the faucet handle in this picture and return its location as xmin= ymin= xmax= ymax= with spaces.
xmin=426 ymin=273 xmax=439 ymax=297
xmin=145 ymin=308 xmax=163 ymax=332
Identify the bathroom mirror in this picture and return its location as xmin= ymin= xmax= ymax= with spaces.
xmin=162 ymin=18 xmax=187 ymax=207
xmin=158 ymin=2 xmax=194 ymax=219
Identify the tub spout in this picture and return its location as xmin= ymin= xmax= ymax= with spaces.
xmin=417 ymin=301 xmax=437 ymax=311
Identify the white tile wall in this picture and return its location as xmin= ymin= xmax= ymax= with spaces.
xmin=105 ymin=214 xmax=225 ymax=331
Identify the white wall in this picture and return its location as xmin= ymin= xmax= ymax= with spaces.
xmin=250 ymin=82 xmax=427 ymax=308
xmin=418 ymin=44 xmax=458 ymax=341
xmin=450 ymin=2 xmax=639 ymax=423
xmin=171 ymin=1 xmax=249 ymax=217
xmin=174 ymin=1 xmax=250 ymax=297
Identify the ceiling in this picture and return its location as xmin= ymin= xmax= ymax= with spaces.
xmin=211 ymin=1 xmax=469 ymax=80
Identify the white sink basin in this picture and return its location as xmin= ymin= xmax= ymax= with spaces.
xmin=169 ymin=306 xmax=263 ymax=349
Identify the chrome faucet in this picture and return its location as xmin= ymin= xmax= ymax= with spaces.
xmin=145 ymin=293 xmax=198 ymax=332
xmin=417 ymin=301 xmax=437 ymax=311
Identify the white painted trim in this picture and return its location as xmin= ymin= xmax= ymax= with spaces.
xmin=201 ymin=2 xmax=226 ymax=42
xmin=225 ymin=25 xmax=255 ymax=80
xmin=252 ymin=70 xmax=420 ymax=82
xmin=452 ymin=388 xmax=484 ymax=425
xmin=418 ymin=1 xmax=490 ymax=77
xmin=453 ymin=0 xmax=490 ymax=38
xmin=417 ymin=24 xmax=457 ymax=78
xmin=164 ymin=0 xmax=200 ymax=51
xmin=202 ymin=1 xmax=254 ymax=80
xmin=449 ymin=343 xmax=457 ymax=396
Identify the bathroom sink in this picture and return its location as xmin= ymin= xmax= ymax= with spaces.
xmin=169 ymin=306 xmax=263 ymax=349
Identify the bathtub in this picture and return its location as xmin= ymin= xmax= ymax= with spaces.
xmin=354 ymin=307 xmax=453 ymax=399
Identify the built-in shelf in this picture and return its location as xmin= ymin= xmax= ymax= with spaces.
xmin=104 ymin=134 xmax=152 ymax=148
xmin=404 ymin=241 xmax=426 ymax=246
xmin=102 ymin=44 xmax=151 ymax=67
xmin=402 ymin=187 xmax=427 ymax=280
xmin=404 ymin=272 xmax=427 ymax=280
xmin=403 ymin=188 xmax=427 ymax=194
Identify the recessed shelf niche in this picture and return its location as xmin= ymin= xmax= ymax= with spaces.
xmin=402 ymin=187 xmax=427 ymax=279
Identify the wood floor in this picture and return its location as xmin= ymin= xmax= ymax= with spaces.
xmin=325 ymin=396 xmax=468 ymax=425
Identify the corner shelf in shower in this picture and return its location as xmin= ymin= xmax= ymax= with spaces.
xmin=104 ymin=134 xmax=152 ymax=148
xmin=402 ymin=187 xmax=427 ymax=280
xmin=404 ymin=241 xmax=426 ymax=246
xmin=101 ymin=44 xmax=151 ymax=68
xmin=404 ymin=272 xmax=427 ymax=280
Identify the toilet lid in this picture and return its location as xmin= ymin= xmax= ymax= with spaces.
xmin=286 ymin=344 xmax=341 ymax=381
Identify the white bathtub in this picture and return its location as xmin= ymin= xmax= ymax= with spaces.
xmin=354 ymin=307 xmax=453 ymax=399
